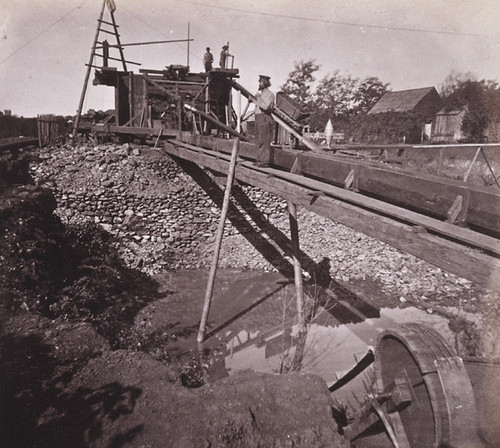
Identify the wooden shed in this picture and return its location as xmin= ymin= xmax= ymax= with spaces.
xmin=431 ymin=108 xmax=465 ymax=142
xmin=368 ymin=87 xmax=443 ymax=118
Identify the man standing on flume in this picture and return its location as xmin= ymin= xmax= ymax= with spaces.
xmin=251 ymin=75 xmax=275 ymax=167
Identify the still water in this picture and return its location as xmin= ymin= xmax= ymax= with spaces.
xmin=145 ymin=269 xmax=497 ymax=446
xmin=150 ymin=269 xmax=453 ymax=401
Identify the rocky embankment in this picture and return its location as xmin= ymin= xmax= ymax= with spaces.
xmin=31 ymin=140 xmax=500 ymax=358
xmin=34 ymin=142 xmax=292 ymax=272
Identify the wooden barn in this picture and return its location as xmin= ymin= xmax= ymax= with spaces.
xmin=368 ymin=86 xmax=443 ymax=117
xmin=362 ymin=87 xmax=443 ymax=143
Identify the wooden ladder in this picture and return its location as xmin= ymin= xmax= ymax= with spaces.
xmin=73 ymin=0 xmax=128 ymax=134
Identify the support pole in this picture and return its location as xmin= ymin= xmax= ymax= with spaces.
xmin=287 ymin=200 xmax=305 ymax=333
xmin=236 ymin=92 xmax=241 ymax=133
xmin=197 ymin=138 xmax=240 ymax=343
xmin=480 ymin=147 xmax=500 ymax=189
xmin=187 ymin=22 xmax=190 ymax=69
xmin=73 ymin=0 xmax=107 ymax=135
xmin=463 ymin=146 xmax=482 ymax=182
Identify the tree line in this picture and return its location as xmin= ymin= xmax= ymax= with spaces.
xmin=280 ymin=60 xmax=500 ymax=143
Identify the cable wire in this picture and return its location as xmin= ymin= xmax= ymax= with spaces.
xmin=1 ymin=0 xmax=90 ymax=64
xmin=180 ymin=0 xmax=499 ymax=39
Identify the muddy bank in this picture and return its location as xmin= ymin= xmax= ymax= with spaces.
xmin=1 ymin=310 xmax=349 ymax=448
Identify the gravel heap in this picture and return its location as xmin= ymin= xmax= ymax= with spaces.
xmin=31 ymin=140 xmax=500 ymax=357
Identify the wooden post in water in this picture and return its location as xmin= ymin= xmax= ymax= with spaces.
xmin=287 ymin=200 xmax=305 ymax=333
xmin=197 ymin=138 xmax=240 ymax=343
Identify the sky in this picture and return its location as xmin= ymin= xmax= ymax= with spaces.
xmin=1 ymin=0 xmax=500 ymax=117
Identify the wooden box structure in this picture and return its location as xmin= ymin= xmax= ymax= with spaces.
xmin=92 ymin=65 xmax=240 ymax=139
xmin=275 ymin=91 xmax=310 ymax=122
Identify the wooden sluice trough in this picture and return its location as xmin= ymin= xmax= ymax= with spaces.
xmin=164 ymin=134 xmax=500 ymax=293
xmin=75 ymin=3 xmax=500 ymax=446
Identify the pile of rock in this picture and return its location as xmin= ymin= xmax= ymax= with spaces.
xmin=31 ymin=141 xmax=496 ymax=314
xmin=32 ymin=142 xmax=290 ymax=272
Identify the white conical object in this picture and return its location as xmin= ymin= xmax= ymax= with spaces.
xmin=324 ymin=119 xmax=334 ymax=148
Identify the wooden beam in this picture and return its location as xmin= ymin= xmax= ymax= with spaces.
xmin=163 ymin=142 xmax=500 ymax=292
xmin=109 ymin=38 xmax=194 ymax=47
xmin=177 ymin=135 xmax=500 ymax=238
xmin=169 ymin=139 xmax=500 ymax=256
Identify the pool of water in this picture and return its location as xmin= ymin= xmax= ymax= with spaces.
xmin=150 ymin=269 xmax=453 ymax=397
xmin=145 ymin=268 xmax=499 ymax=446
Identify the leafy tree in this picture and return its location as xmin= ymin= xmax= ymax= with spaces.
xmin=308 ymin=71 xmax=358 ymax=129
xmin=353 ymin=77 xmax=389 ymax=115
xmin=443 ymin=79 xmax=496 ymax=142
xmin=279 ymin=61 xmax=388 ymax=133
xmin=280 ymin=59 xmax=320 ymax=110
xmin=439 ymin=70 xmax=477 ymax=98
xmin=308 ymin=73 xmax=388 ymax=130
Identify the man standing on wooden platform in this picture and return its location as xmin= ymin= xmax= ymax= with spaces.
xmin=251 ymin=75 xmax=275 ymax=167
xmin=203 ymin=47 xmax=213 ymax=72
xmin=219 ymin=45 xmax=229 ymax=68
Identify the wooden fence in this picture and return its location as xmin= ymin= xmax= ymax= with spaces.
xmin=37 ymin=114 xmax=59 ymax=147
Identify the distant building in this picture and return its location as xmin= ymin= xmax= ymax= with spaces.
xmin=431 ymin=108 xmax=466 ymax=142
xmin=363 ymin=87 xmax=443 ymax=143
xmin=368 ymin=87 xmax=443 ymax=117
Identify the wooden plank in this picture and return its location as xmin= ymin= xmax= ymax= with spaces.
xmin=170 ymin=139 xmax=500 ymax=256
xmin=163 ymin=142 xmax=500 ymax=291
xmin=94 ymin=124 xmax=176 ymax=136
xmin=176 ymin=135 xmax=500 ymax=237
xmin=468 ymin=189 xmax=500 ymax=232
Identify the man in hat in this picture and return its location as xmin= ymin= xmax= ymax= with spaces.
xmin=203 ymin=47 xmax=213 ymax=72
xmin=219 ymin=45 xmax=229 ymax=68
xmin=250 ymin=75 xmax=275 ymax=167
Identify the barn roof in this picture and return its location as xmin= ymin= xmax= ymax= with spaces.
xmin=368 ymin=87 xmax=441 ymax=114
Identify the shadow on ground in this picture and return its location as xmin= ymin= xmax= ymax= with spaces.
xmin=0 ymin=331 xmax=143 ymax=447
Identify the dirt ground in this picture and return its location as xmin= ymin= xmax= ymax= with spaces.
xmin=1 ymin=141 xmax=499 ymax=447
xmin=0 ymin=308 xmax=351 ymax=448
xmin=0 ymin=145 xmax=350 ymax=447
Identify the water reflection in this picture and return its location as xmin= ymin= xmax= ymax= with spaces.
xmin=218 ymin=305 xmax=452 ymax=405
xmin=152 ymin=269 xmax=453 ymax=402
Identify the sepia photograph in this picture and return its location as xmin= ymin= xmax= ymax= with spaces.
xmin=1 ymin=0 xmax=500 ymax=446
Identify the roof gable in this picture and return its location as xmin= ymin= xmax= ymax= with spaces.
xmin=368 ymin=87 xmax=442 ymax=115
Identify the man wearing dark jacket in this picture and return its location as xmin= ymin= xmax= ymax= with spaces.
xmin=203 ymin=47 xmax=213 ymax=72
xmin=251 ymin=75 xmax=275 ymax=167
